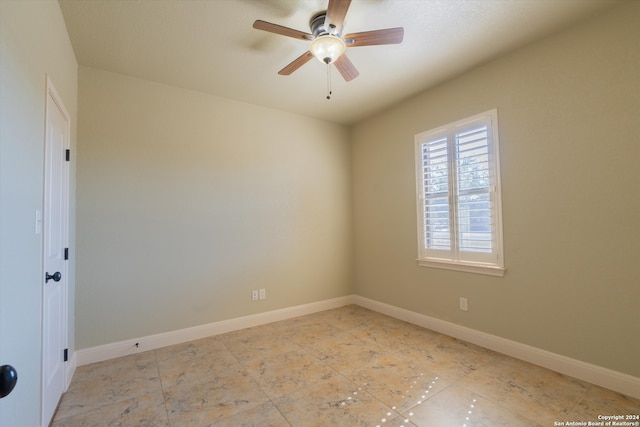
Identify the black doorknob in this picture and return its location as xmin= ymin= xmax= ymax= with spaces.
xmin=45 ymin=271 xmax=62 ymax=283
xmin=0 ymin=365 xmax=18 ymax=398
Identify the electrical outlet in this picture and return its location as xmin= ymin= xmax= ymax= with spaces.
xmin=251 ymin=290 xmax=258 ymax=301
xmin=259 ymin=288 xmax=266 ymax=300
xmin=459 ymin=297 xmax=468 ymax=311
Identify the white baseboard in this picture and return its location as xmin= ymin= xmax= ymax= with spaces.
xmin=75 ymin=295 xmax=356 ymax=366
xmin=73 ymin=294 xmax=639 ymax=399
xmin=353 ymin=295 xmax=640 ymax=400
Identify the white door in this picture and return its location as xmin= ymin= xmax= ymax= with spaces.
xmin=42 ymin=77 xmax=70 ymax=427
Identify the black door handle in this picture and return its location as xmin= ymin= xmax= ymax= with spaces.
xmin=45 ymin=271 xmax=62 ymax=283
xmin=0 ymin=365 xmax=18 ymax=398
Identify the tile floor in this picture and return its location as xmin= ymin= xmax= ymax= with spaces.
xmin=52 ymin=305 xmax=639 ymax=426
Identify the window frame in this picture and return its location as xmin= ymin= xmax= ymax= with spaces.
xmin=414 ymin=109 xmax=505 ymax=277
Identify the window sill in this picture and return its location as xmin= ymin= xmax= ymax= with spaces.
xmin=417 ymin=258 xmax=505 ymax=277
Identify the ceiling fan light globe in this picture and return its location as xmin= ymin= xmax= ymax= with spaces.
xmin=310 ymin=35 xmax=346 ymax=64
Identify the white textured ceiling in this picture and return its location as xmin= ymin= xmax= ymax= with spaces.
xmin=59 ymin=0 xmax=619 ymax=125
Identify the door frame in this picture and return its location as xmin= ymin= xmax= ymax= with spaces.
xmin=41 ymin=75 xmax=70 ymax=427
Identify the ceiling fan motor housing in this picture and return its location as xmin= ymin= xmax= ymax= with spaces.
xmin=310 ymin=12 xmax=335 ymax=37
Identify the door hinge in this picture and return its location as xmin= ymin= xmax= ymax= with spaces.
xmin=64 ymin=247 xmax=69 ymax=260
xmin=65 ymin=149 xmax=70 ymax=162
xmin=63 ymin=348 xmax=68 ymax=362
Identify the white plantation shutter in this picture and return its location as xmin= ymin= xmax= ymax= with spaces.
xmin=421 ymin=135 xmax=451 ymax=252
xmin=415 ymin=109 xmax=504 ymax=275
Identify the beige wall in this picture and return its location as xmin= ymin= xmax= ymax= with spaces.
xmin=352 ymin=1 xmax=639 ymax=377
xmin=0 ymin=1 xmax=77 ymax=424
xmin=76 ymin=67 xmax=352 ymax=348
xmin=72 ymin=0 xmax=638 ymax=382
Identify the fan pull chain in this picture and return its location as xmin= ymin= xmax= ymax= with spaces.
xmin=326 ymin=64 xmax=332 ymax=100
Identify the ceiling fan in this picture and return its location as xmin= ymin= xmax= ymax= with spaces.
xmin=252 ymin=0 xmax=404 ymax=82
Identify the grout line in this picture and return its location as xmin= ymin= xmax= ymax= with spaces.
xmin=152 ymin=349 xmax=172 ymax=427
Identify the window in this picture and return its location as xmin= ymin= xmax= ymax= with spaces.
xmin=415 ymin=109 xmax=504 ymax=276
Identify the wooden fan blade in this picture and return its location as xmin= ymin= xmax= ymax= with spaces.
xmin=326 ymin=0 xmax=351 ymax=33
xmin=253 ymin=20 xmax=313 ymax=41
xmin=278 ymin=51 xmax=314 ymax=75
xmin=344 ymin=27 xmax=404 ymax=47
xmin=334 ymin=54 xmax=359 ymax=81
